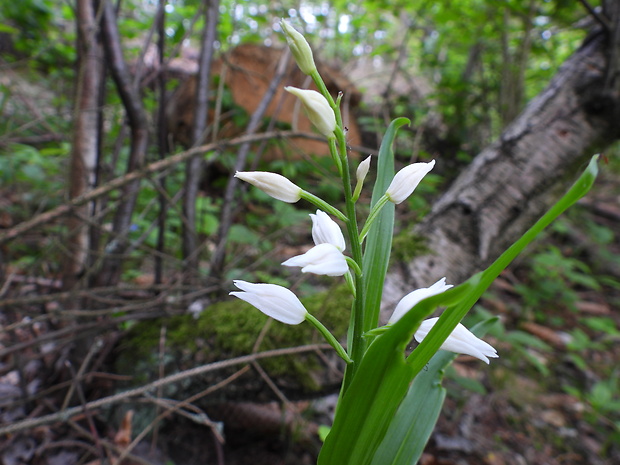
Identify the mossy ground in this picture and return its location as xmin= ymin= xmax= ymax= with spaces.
xmin=115 ymin=283 xmax=353 ymax=396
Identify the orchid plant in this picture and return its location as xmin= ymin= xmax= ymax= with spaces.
xmin=230 ymin=18 xmax=599 ymax=465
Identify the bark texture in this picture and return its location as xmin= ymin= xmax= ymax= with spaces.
xmin=383 ymin=28 xmax=620 ymax=311
xmin=62 ymin=0 xmax=102 ymax=291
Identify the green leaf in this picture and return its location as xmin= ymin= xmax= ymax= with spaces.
xmin=319 ymin=155 xmax=598 ymax=465
xmin=362 ymin=117 xmax=410 ymax=333
xmin=317 ymin=301 xmax=417 ymax=465
xmin=370 ymin=319 xmax=497 ymax=465
xmin=407 ymin=155 xmax=599 ymax=377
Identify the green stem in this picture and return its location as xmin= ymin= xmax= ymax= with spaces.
xmin=312 ymin=68 xmax=366 ymax=394
xmin=345 ymin=257 xmax=362 ymax=276
xmin=359 ymin=194 xmax=390 ymax=244
xmin=306 ymin=313 xmax=352 ymax=364
xmin=300 ymin=191 xmax=347 ymax=222
xmin=328 ymin=137 xmax=343 ymax=176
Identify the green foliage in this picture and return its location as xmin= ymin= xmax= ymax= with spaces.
xmin=0 ymin=0 xmax=75 ymax=67
xmin=0 ymin=143 xmax=66 ymax=208
xmin=514 ymin=245 xmax=601 ymax=314
xmin=318 ymin=156 xmax=598 ymax=465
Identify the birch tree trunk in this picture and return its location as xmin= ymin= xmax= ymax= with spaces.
xmin=62 ymin=0 xmax=102 ymax=291
xmin=383 ymin=19 xmax=620 ymax=310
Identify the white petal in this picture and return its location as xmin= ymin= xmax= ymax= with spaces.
xmin=234 ymin=171 xmax=301 ymax=203
xmin=385 ymin=160 xmax=435 ymax=204
xmin=388 ymin=278 xmax=453 ymax=324
xmin=356 ymin=156 xmax=371 ymax=184
xmin=282 ymin=243 xmax=349 ymax=276
xmin=310 ymin=210 xmax=346 ymax=251
xmin=414 ymin=317 xmax=499 ymax=364
xmin=285 ymin=87 xmax=336 ymax=138
xmin=230 ymin=280 xmax=307 ymax=325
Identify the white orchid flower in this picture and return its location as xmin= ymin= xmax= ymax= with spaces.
xmin=385 ymin=160 xmax=435 ymax=204
xmin=388 ymin=277 xmax=453 ymax=324
xmin=230 ymin=280 xmax=308 ymax=325
xmin=414 ymin=317 xmax=499 ymax=364
xmin=234 ymin=171 xmax=302 ymax=203
xmin=285 ymin=87 xmax=336 ymax=139
xmin=282 ymin=243 xmax=349 ymax=276
xmin=310 ymin=210 xmax=346 ymax=252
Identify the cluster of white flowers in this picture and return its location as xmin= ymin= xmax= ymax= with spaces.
xmin=229 ymin=20 xmax=498 ymax=365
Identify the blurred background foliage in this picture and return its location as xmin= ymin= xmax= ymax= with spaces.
xmin=0 ymin=0 xmax=619 ymax=462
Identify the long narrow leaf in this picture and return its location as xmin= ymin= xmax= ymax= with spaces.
xmin=370 ymin=319 xmax=498 ymax=465
xmin=318 ymin=156 xmax=598 ymax=465
xmin=407 ymin=155 xmax=599 ymax=376
xmin=362 ymin=117 xmax=410 ymax=333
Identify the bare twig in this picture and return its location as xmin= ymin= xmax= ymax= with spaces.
xmin=210 ymin=48 xmax=292 ymax=275
xmin=155 ymin=0 xmax=168 ymax=286
xmin=578 ymin=0 xmax=610 ymax=30
xmin=0 ymin=344 xmax=330 ymax=436
xmin=0 ymin=131 xmax=319 ymax=245
xmin=117 ymin=366 xmax=251 ymax=462
xmin=97 ymin=0 xmax=149 ymax=287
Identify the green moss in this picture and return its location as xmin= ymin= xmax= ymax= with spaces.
xmin=116 ymin=283 xmax=353 ymax=393
xmin=390 ymin=231 xmax=430 ymax=263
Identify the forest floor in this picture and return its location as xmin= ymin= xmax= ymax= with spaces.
xmin=1 ymin=163 xmax=619 ymax=465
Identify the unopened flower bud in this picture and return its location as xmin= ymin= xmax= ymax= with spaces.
xmin=285 ymin=86 xmax=336 ymax=139
xmin=356 ymin=156 xmax=371 ymax=184
xmin=280 ymin=20 xmax=317 ymax=75
xmin=235 ymin=171 xmax=302 ymax=203
xmin=385 ymin=160 xmax=435 ymax=204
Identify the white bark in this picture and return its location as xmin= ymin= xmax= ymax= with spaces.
xmin=384 ymin=29 xmax=620 ymax=311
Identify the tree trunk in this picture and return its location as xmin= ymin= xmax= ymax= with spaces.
xmin=383 ymin=24 xmax=620 ymax=311
xmin=95 ymin=0 xmax=149 ymax=287
xmin=62 ymin=0 xmax=102 ymax=291
xmin=182 ymin=0 xmax=220 ymax=279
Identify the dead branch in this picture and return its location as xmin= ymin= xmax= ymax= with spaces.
xmin=96 ymin=0 xmax=149 ymax=287
xmin=0 ymin=344 xmax=330 ymax=437
xmin=209 ymin=48 xmax=292 ymax=275
xmin=0 ymin=131 xmax=321 ymax=246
